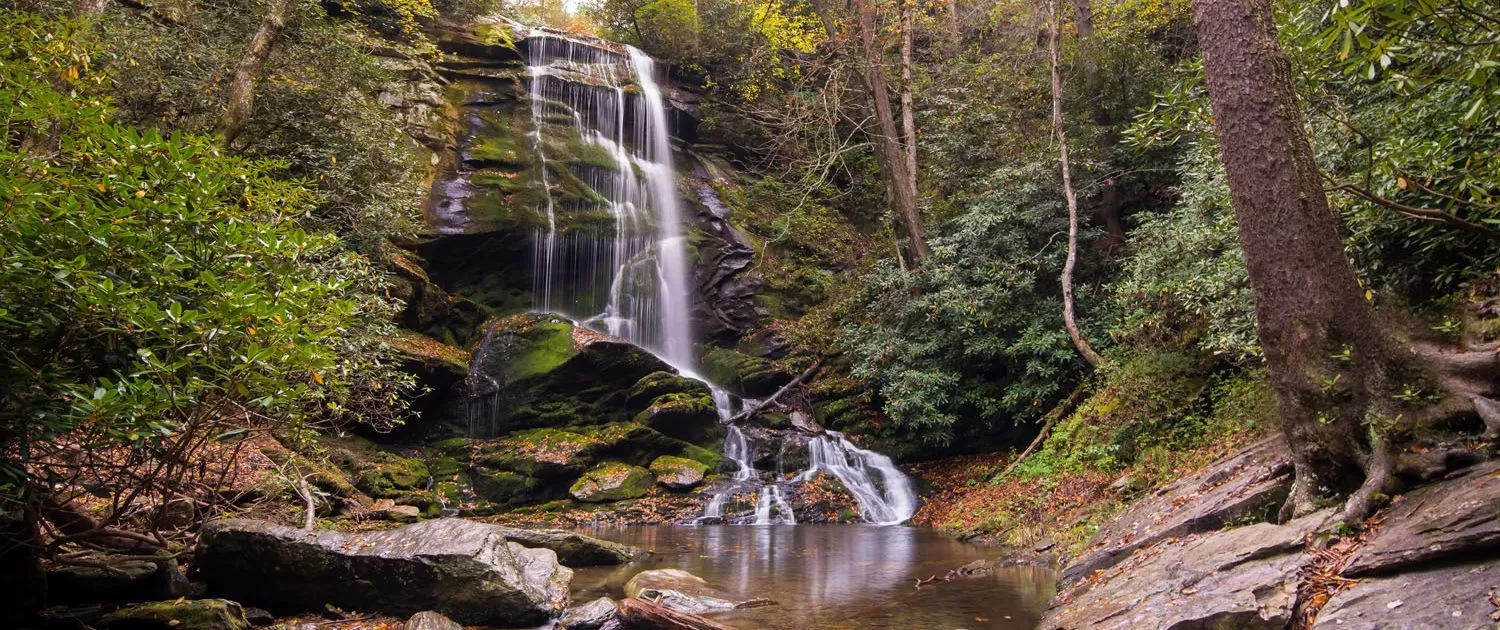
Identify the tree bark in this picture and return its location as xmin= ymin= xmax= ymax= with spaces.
xmin=900 ymin=0 xmax=919 ymax=190
xmin=1045 ymin=0 xmax=1103 ymax=367
xmin=1191 ymin=0 xmax=1395 ymax=519
xmin=219 ymin=0 xmax=294 ymax=147
xmin=850 ymin=0 xmax=930 ymax=263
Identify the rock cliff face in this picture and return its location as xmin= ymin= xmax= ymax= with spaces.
xmin=1041 ymin=443 xmax=1500 ymax=629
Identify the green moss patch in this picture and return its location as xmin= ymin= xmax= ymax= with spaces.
xmin=569 ymin=462 xmax=654 ymax=502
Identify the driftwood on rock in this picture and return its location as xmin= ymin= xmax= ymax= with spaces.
xmin=729 ymin=358 xmax=822 ymax=424
xmin=617 ymin=598 xmax=730 ymax=630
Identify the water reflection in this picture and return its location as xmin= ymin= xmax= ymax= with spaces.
xmin=572 ymin=525 xmax=1056 ymax=629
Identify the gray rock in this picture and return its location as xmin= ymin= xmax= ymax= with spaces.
xmin=1059 ymin=437 xmax=1292 ymax=585
xmin=560 ymin=597 xmax=618 ymax=630
xmin=405 ymin=610 xmax=462 ymax=630
xmin=98 ymin=599 xmax=250 ymax=630
xmin=1041 ymin=510 xmax=1333 ymax=630
xmin=1315 ymin=560 xmax=1500 ymax=628
xmin=194 ymin=518 xmax=571 ymax=626
xmin=1346 ymin=459 xmax=1500 ymax=576
xmin=495 ymin=527 xmax=644 ymax=566
xmin=624 ymin=569 xmax=740 ymax=614
xmin=46 ymin=559 xmax=191 ymax=605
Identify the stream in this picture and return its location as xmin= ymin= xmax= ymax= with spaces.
xmin=571 ymin=525 xmax=1056 ymax=629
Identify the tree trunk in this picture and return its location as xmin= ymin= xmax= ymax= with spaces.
xmin=850 ymin=0 xmax=930 ymax=263
xmin=900 ymin=0 xmax=918 ymax=190
xmin=1191 ymin=0 xmax=1393 ymax=519
xmin=1045 ymin=0 xmax=1103 ymax=367
xmin=219 ymin=0 xmax=294 ymax=147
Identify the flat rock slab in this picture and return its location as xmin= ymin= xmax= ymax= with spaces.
xmin=1042 ymin=510 xmax=1332 ymax=630
xmin=1060 ymin=437 xmax=1293 ymax=586
xmin=495 ymin=526 xmax=643 ymax=566
xmin=624 ymin=569 xmax=745 ymax=614
xmin=1346 ymin=459 xmax=1500 ymax=576
xmin=1315 ymin=560 xmax=1500 ymax=628
xmin=195 ymin=518 xmax=571 ymax=626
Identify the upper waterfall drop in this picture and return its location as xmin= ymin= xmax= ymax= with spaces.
xmin=518 ymin=31 xmax=694 ymax=367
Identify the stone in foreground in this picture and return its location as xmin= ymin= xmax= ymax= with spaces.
xmin=1041 ymin=510 xmax=1332 ymax=630
xmin=98 ymin=598 xmax=250 ymax=630
xmin=405 ymin=610 xmax=462 ymax=630
xmin=194 ymin=518 xmax=570 ymax=626
xmin=1315 ymin=560 xmax=1500 ymax=628
xmin=1344 ymin=459 xmax=1500 ymax=576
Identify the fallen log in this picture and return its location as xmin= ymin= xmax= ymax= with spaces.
xmin=617 ymin=597 xmax=732 ymax=630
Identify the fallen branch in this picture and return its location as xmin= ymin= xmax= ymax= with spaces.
xmin=728 ymin=358 xmax=824 ymax=424
xmin=617 ymin=598 xmax=731 ymax=630
xmin=1326 ymin=181 xmax=1500 ymax=242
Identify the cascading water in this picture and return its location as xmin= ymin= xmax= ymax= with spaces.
xmin=515 ymin=29 xmax=915 ymax=526
xmin=796 ymin=432 xmax=918 ymax=525
xmin=520 ymin=30 xmax=695 ymax=367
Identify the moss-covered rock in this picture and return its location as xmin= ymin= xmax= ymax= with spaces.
xmin=98 ymin=598 xmax=250 ymax=630
xmin=700 ymin=346 xmax=792 ymax=398
xmin=474 ymin=428 xmax=601 ymax=479
xmin=632 ymin=393 xmax=721 ymax=443
xmin=627 ymin=371 xmax=712 ymax=412
xmin=354 ymin=455 xmax=431 ymax=499
xmin=649 ymin=455 xmax=708 ymax=490
xmin=471 ymin=469 xmax=554 ymax=506
xmin=569 ymin=462 xmax=654 ymax=502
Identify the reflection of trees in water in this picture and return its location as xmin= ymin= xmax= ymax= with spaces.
xmin=575 ymin=526 xmax=1055 ymax=629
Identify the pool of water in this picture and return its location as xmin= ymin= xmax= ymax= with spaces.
xmin=571 ymin=525 xmax=1056 ymax=629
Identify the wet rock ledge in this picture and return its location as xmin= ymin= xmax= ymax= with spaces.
xmin=1039 ymin=441 xmax=1500 ymax=629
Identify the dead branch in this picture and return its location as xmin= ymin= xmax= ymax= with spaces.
xmin=729 ymin=358 xmax=824 ymax=423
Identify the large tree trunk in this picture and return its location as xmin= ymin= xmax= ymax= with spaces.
xmin=219 ymin=0 xmax=294 ymax=147
xmin=1191 ymin=0 xmax=1394 ymax=519
xmin=1045 ymin=0 xmax=1103 ymax=367
xmin=900 ymin=0 xmax=918 ymax=190
xmin=851 ymin=0 xmax=930 ymax=263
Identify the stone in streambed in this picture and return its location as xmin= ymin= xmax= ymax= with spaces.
xmin=193 ymin=518 xmax=570 ymax=626
xmin=560 ymin=596 xmax=619 ymax=630
xmin=649 ymin=455 xmax=708 ymax=490
xmin=98 ymin=599 xmax=250 ymax=630
xmin=569 ymin=462 xmax=654 ymax=502
xmin=46 ymin=559 xmax=191 ymax=605
xmin=623 ymin=569 xmax=742 ymax=614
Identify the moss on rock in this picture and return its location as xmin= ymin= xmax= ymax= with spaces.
xmin=626 ymin=371 xmax=711 ymax=412
xmin=648 ymin=455 xmax=708 ymax=490
xmin=98 ymin=598 xmax=250 ymax=630
xmin=632 ymin=392 xmax=720 ymax=443
xmin=569 ymin=462 xmax=654 ymax=502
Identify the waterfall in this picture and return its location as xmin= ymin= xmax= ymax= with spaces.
xmin=513 ymin=31 xmax=916 ymax=526
xmin=796 ymin=432 xmax=918 ymax=525
xmin=519 ymin=31 xmax=693 ymax=365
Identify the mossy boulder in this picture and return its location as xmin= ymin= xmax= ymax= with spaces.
xmin=569 ymin=462 xmax=654 ymax=502
xmin=354 ymin=455 xmax=431 ymax=499
xmin=633 ymin=393 xmax=721 ymax=443
xmin=649 ymin=455 xmax=708 ymax=490
xmin=98 ymin=598 xmax=250 ymax=630
xmin=473 ymin=428 xmax=601 ymax=479
xmin=700 ymin=346 xmax=792 ymax=398
xmin=471 ymin=469 xmax=555 ymax=507
xmin=627 ymin=371 xmax=712 ymax=413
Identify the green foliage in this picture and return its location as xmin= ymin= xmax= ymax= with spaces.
xmin=839 ymin=164 xmax=1095 ymax=447
xmin=101 ymin=1 xmax=427 ymax=252
xmin=0 ymin=13 xmax=411 ymax=484
xmin=1108 ymin=139 xmax=1260 ymax=361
